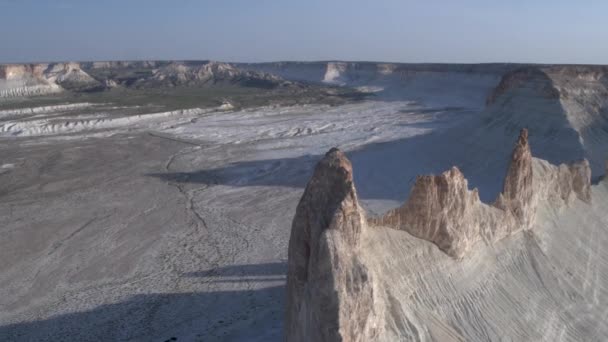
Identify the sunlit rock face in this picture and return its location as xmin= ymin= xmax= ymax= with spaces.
xmin=0 ymin=62 xmax=102 ymax=97
xmin=369 ymin=128 xmax=584 ymax=258
xmin=494 ymin=128 xmax=534 ymax=227
xmin=285 ymin=148 xmax=380 ymax=342
xmin=370 ymin=166 xmax=483 ymax=258
xmin=286 ymin=130 xmax=600 ymax=341
xmin=0 ymin=61 xmax=286 ymax=99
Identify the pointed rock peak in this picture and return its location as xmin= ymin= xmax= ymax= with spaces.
xmin=510 ymin=128 xmax=530 ymax=159
xmin=497 ymin=128 xmax=534 ymax=226
xmin=504 ymin=128 xmax=533 ymax=196
xmin=292 ymin=147 xmax=363 ymax=248
xmin=370 ymin=164 xmax=480 ymax=258
xmin=447 ymin=166 xmax=465 ymax=179
xmin=517 ymin=128 xmax=529 ymax=146
xmin=315 ymin=147 xmax=353 ymax=183
xmin=286 ymin=147 xmax=373 ymax=342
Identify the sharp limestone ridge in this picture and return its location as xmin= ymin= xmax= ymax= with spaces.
xmin=285 ymin=148 xmax=380 ymax=342
xmin=286 ymin=129 xmax=596 ymax=341
xmin=369 ymin=128 xmax=591 ymax=258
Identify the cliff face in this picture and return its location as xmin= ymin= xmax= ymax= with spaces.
xmin=142 ymin=61 xmax=285 ymax=88
xmin=369 ymin=166 xmax=483 ymax=258
xmin=285 ymin=148 xmax=379 ymax=342
xmin=0 ymin=62 xmax=102 ymax=97
xmin=0 ymin=61 xmax=287 ymax=98
xmin=368 ymin=129 xmax=552 ymax=258
xmin=494 ymin=128 xmax=535 ymax=226
xmin=481 ymin=65 xmax=608 ymax=177
xmin=286 ymin=130 xmax=597 ymax=340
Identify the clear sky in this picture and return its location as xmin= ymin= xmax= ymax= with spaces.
xmin=1 ymin=0 xmax=607 ymax=64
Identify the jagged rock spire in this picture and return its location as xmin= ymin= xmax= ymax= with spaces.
xmin=496 ymin=128 xmax=534 ymax=226
xmin=285 ymin=134 xmax=601 ymax=341
xmin=288 ymin=147 xmax=363 ymax=248
xmin=286 ymin=148 xmax=374 ymax=342
xmin=369 ymin=166 xmax=481 ymax=258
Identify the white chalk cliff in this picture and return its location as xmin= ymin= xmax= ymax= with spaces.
xmin=0 ymin=61 xmax=286 ymax=99
xmin=286 ymin=130 xmax=607 ymax=341
xmin=0 ymin=62 xmax=103 ymax=98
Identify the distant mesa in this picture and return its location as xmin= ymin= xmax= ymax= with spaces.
xmin=0 ymin=60 xmax=289 ymax=99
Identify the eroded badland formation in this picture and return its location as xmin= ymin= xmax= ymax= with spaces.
xmin=2 ymin=60 xmax=608 ymax=341
xmin=286 ymin=128 xmax=601 ymax=341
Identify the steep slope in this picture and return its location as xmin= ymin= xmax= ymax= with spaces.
xmin=0 ymin=64 xmax=62 ymax=97
xmin=286 ymin=131 xmax=606 ymax=341
xmin=546 ymin=66 xmax=608 ymax=176
xmin=344 ymin=64 xmax=608 ymax=209
xmin=481 ymin=66 xmax=608 ymax=177
xmin=44 ymin=62 xmax=102 ymax=92
xmin=139 ymin=61 xmax=287 ymax=88
xmin=239 ymin=61 xmax=511 ymax=107
xmin=0 ymin=62 xmax=102 ymax=98
xmin=236 ymin=61 xmax=328 ymax=84
xmin=0 ymin=61 xmax=290 ymax=99
xmin=286 ymin=148 xmax=379 ymax=342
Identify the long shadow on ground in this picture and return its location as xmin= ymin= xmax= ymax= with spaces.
xmin=147 ymin=119 xmax=589 ymax=205
xmin=0 ymin=263 xmax=286 ymax=342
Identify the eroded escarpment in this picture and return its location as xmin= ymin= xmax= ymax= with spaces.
xmin=0 ymin=62 xmax=101 ymax=97
xmin=369 ymin=128 xmax=591 ymax=258
xmin=285 ymin=148 xmax=379 ymax=342
xmin=0 ymin=61 xmax=287 ymax=99
xmin=480 ymin=65 xmax=608 ymax=177
xmin=286 ymin=130 xmax=596 ymax=341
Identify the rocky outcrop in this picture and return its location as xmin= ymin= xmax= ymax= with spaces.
xmin=286 ymin=131 xmax=597 ymax=340
xmin=0 ymin=61 xmax=288 ymax=98
xmin=0 ymin=64 xmax=61 ymax=98
xmin=494 ymin=128 xmax=534 ymax=227
xmin=45 ymin=62 xmax=102 ymax=91
xmin=140 ymin=61 xmax=286 ymax=88
xmin=285 ymin=148 xmax=378 ymax=342
xmin=81 ymin=60 xmax=163 ymax=70
xmin=486 ymin=67 xmax=560 ymax=106
xmin=369 ymin=129 xmax=591 ymax=258
xmin=534 ymin=158 xmax=592 ymax=204
xmin=0 ymin=62 xmax=102 ymax=98
xmin=481 ymin=64 xmax=608 ymax=178
xmin=369 ymin=166 xmax=483 ymax=258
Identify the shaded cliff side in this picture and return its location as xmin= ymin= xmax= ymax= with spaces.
xmin=286 ymin=129 xmax=600 ymax=341
xmin=285 ymin=148 xmax=379 ymax=342
xmin=0 ymin=61 xmax=290 ymax=99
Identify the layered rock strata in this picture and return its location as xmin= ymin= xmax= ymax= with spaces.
xmin=0 ymin=62 xmax=101 ymax=97
xmin=369 ymin=128 xmax=590 ymax=258
xmin=0 ymin=61 xmax=286 ymax=98
xmin=285 ymin=148 xmax=379 ymax=342
xmin=286 ymin=129 xmax=595 ymax=340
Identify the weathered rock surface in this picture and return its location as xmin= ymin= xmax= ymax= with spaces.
xmin=494 ymin=128 xmax=534 ymax=226
xmin=367 ymin=128 xmax=591 ymax=258
xmin=369 ymin=166 xmax=482 ymax=258
xmin=143 ymin=61 xmax=286 ymax=88
xmin=287 ymin=130 xmax=598 ymax=340
xmin=285 ymin=148 xmax=378 ymax=342
xmin=0 ymin=62 xmax=101 ymax=97
xmin=0 ymin=61 xmax=286 ymax=98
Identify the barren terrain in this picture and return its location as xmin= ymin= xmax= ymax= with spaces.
xmin=1 ymin=61 xmax=608 ymax=341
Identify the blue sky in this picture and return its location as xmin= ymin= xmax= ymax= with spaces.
xmin=1 ymin=0 xmax=607 ymax=64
